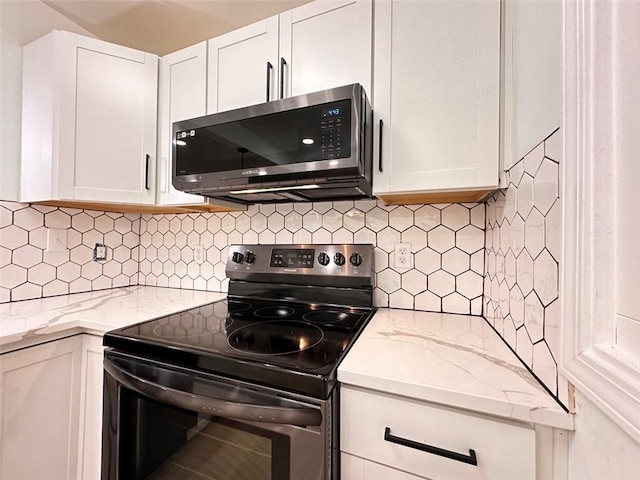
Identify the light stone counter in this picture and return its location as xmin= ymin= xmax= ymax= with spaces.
xmin=0 ymin=286 xmax=225 ymax=354
xmin=338 ymin=308 xmax=573 ymax=430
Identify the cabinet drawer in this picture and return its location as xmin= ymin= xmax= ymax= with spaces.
xmin=342 ymin=452 xmax=425 ymax=480
xmin=340 ymin=386 xmax=535 ymax=480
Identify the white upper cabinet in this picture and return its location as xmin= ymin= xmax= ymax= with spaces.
xmin=208 ymin=16 xmax=279 ymax=113
xmin=21 ymin=30 xmax=158 ymax=205
xmin=373 ymin=0 xmax=501 ymax=202
xmin=207 ymin=0 xmax=372 ymax=114
xmin=279 ymin=0 xmax=373 ymax=98
xmin=502 ymin=0 xmax=561 ymax=169
xmin=157 ymin=42 xmax=209 ymax=206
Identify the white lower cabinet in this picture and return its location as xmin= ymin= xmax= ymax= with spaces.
xmin=0 ymin=334 xmax=105 ymax=480
xmin=340 ymin=386 xmax=536 ymax=480
xmin=0 ymin=336 xmax=83 ymax=480
xmin=342 ymin=453 xmax=426 ymax=480
xmin=77 ymin=334 xmax=105 ymax=479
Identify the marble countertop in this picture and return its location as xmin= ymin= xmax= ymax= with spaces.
xmin=2 ymin=290 xmax=573 ymax=430
xmin=0 ymin=286 xmax=225 ymax=354
xmin=338 ymin=308 xmax=573 ymax=430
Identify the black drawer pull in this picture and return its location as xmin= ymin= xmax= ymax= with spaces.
xmin=384 ymin=427 xmax=478 ymax=466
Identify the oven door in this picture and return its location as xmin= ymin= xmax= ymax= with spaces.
xmin=102 ymin=352 xmax=333 ymax=480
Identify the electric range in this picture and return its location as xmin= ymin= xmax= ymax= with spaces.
xmin=102 ymin=244 xmax=375 ymax=479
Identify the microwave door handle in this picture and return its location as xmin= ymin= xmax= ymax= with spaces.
xmin=104 ymin=357 xmax=322 ymax=427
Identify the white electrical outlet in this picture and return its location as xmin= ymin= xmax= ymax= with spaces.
xmin=194 ymin=245 xmax=205 ymax=265
xmin=394 ymin=242 xmax=411 ymax=269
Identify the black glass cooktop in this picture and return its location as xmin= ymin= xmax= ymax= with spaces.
xmin=104 ymin=298 xmax=374 ymax=398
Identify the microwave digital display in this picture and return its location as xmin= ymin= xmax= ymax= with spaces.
xmin=322 ymin=107 xmax=341 ymax=117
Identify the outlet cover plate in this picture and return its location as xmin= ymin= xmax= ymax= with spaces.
xmin=394 ymin=242 xmax=411 ymax=269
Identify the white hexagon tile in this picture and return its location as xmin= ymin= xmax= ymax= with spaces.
xmin=484 ymin=128 xmax=566 ymax=407
xmin=137 ymin=200 xmax=486 ymax=315
xmin=0 ymin=202 xmax=140 ymax=303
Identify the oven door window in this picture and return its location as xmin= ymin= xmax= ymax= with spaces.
xmin=119 ymin=391 xmax=289 ymax=480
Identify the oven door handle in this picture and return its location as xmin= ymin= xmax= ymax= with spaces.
xmin=104 ymin=357 xmax=322 ymax=427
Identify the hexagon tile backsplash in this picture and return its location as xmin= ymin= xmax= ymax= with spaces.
xmin=0 ymin=134 xmax=565 ymax=406
xmin=0 ymin=203 xmax=140 ymax=303
xmin=484 ymin=128 xmax=565 ymax=406
xmin=137 ymin=200 xmax=486 ymax=315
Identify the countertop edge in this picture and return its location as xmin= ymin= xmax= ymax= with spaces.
xmin=338 ymin=369 xmax=574 ymax=431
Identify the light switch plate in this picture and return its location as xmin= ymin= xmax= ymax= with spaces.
xmin=46 ymin=228 xmax=67 ymax=253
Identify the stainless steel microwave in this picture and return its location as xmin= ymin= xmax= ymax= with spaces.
xmin=172 ymin=83 xmax=373 ymax=205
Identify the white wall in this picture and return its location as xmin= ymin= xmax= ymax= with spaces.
xmin=569 ymin=390 xmax=640 ymax=479
xmin=614 ymin=0 xmax=640 ymax=363
xmin=0 ymin=0 xmax=94 ymax=201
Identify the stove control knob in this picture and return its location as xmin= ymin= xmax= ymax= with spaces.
xmin=231 ymin=251 xmax=244 ymax=264
xmin=318 ymin=252 xmax=331 ymax=266
xmin=334 ymin=252 xmax=346 ymax=266
xmin=349 ymin=252 xmax=363 ymax=266
xmin=245 ymin=252 xmax=256 ymax=264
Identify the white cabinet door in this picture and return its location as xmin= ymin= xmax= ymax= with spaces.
xmin=21 ymin=30 xmax=158 ymax=205
xmin=0 ymin=336 xmax=82 ymax=480
xmin=373 ymin=0 xmax=500 ymax=198
xmin=157 ymin=42 xmax=209 ymax=206
xmin=279 ymin=0 xmax=373 ymax=98
xmin=207 ymin=1 xmax=373 ymax=113
xmin=77 ymin=335 xmax=104 ymax=480
xmin=502 ymin=0 xmax=561 ymax=169
xmin=207 ymin=16 xmax=279 ymax=113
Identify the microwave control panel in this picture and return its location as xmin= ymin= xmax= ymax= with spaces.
xmin=319 ymin=100 xmax=349 ymax=160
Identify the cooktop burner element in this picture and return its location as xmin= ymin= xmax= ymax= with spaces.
xmin=254 ymin=306 xmax=295 ymax=318
xmin=303 ymin=310 xmax=364 ymax=325
xmin=227 ymin=320 xmax=324 ymax=356
xmin=104 ymin=244 xmax=375 ymax=399
xmin=150 ymin=302 xmax=228 ymax=339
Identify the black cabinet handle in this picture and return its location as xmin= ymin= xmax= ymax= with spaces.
xmin=266 ymin=61 xmax=273 ymax=102
xmin=145 ymin=154 xmax=150 ymax=190
xmin=378 ymin=119 xmax=384 ymax=172
xmin=279 ymin=57 xmax=287 ymax=99
xmin=384 ymin=427 xmax=478 ymax=466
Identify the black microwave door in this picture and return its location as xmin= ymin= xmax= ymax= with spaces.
xmin=174 ymin=99 xmax=352 ymax=177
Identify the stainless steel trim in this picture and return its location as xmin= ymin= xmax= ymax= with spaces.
xmin=104 ymin=357 xmax=322 ymax=427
